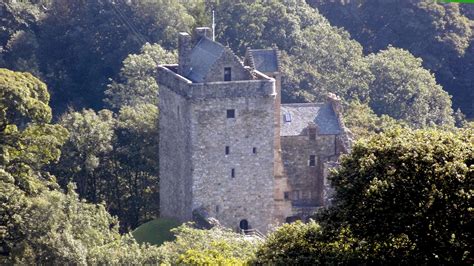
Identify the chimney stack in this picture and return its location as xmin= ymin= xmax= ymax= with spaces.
xmin=178 ymin=32 xmax=192 ymax=76
xmin=194 ymin=27 xmax=211 ymax=42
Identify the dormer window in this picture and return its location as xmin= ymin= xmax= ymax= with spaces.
xmin=224 ymin=67 xmax=231 ymax=81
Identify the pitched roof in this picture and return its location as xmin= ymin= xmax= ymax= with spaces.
xmin=280 ymin=103 xmax=342 ymax=136
xmin=186 ymin=37 xmax=225 ymax=82
xmin=247 ymin=49 xmax=279 ymax=73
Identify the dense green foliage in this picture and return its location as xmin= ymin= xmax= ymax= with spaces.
xmin=254 ymin=220 xmax=362 ymax=264
xmin=52 ymin=105 xmax=160 ymax=231
xmin=366 ymin=47 xmax=454 ymax=128
xmin=1 ymin=0 xmax=473 ymax=264
xmin=0 ymin=69 xmax=162 ymax=264
xmin=310 ymin=0 xmax=474 ymax=117
xmin=159 ymin=224 xmax=260 ymax=265
xmin=105 ymin=43 xmax=177 ymax=109
xmin=325 ymin=129 xmax=473 ymax=263
xmin=0 ymin=0 xmax=193 ymax=114
xmin=255 ymin=129 xmax=474 ymax=264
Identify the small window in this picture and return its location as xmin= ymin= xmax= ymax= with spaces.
xmin=252 ymin=147 xmax=257 ymax=154
xmin=284 ymin=112 xmax=292 ymax=122
xmin=309 ymin=155 xmax=316 ymax=167
xmin=309 ymin=127 xmax=316 ymax=140
xmin=177 ymin=106 xmax=180 ymax=116
xmin=224 ymin=67 xmax=231 ymax=81
xmin=225 ymin=146 xmax=230 ymax=155
xmin=216 ymin=205 xmax=220 ymax=213
xmin=231 ymin=168 xmax=235 ymax=178
xmin=284 ymin=191 xmax=290 ymax=200
xmin=227 ymin=109 xmax=235 ymax=118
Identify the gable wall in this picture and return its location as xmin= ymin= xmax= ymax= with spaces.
xmin=203 ymin=49 xmax=253 ymax=82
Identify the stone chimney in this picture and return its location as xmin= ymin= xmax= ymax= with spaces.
xmin=178 ymin=32 xmax=192 ymax=76
xmin=326 ymin=93 xmax=342 ymax=116
xmin=193 ymin=27 xmax=211 ymax=42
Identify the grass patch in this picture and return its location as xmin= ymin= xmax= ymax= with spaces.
xmin=132 ymin=218 xmax=181 ymax=246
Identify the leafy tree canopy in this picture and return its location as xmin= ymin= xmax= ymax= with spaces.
xmin=323 ymin=128 xmax=474 ymax=263
xmin=366 ymin=47 xmax=454 ymax=128
xmin=105 ymin=43 xmax=177 ymax=109
xmin=309 ymin=0 xmax=474 ymax=117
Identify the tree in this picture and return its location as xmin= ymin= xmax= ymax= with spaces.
xmin=1 ymin=0 xmax=194 ymax=115
xmin=324 ymin=128 xmax=473 ymax=264
xmin=105 ymin=43 xmax=177 ymax=109
xmin=213 ymin=0 xmax=373 ymax=103
xmin=309 ymin=0 xmax=474 ymax=118
xmin=53 ymin=104 xmax=160 ymax=231
xmin=343 ymin=101 xmax=406 ymax=140
xmin=366 ymin=47 xmax=454 ymax=128
xmin=0 ymin=68 xmax=67 ymax=193
xmin=53 ymin=109 xmax=115 ymax=202
xmin=113 ymin=104 xmax=160 ymax=229
xmin=254 ymin=220 xmax=362 ymax=265
xmin=0 ymin=68 xmax=164 ymax=264
xmin=158 ymin=224 xmax=259 ymax=265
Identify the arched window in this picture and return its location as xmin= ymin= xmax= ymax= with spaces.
xmin=239 ymin=219 xmax=249 ymax=230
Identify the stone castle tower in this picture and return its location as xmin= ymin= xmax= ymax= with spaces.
xmin=157 ymin=27 xmax=351 ymax=233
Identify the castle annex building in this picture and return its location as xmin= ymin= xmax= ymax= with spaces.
xmin=157 ymin=27 xmax=351 ymax=233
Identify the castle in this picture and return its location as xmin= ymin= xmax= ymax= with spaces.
xmin=157 ymin=27 xmax=351 ymax=233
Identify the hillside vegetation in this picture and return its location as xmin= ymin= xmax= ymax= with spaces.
xmin=1 ymin=0 xmax=473 ymax=264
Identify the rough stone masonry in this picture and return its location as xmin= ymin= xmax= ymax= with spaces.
xmin=157 ymin=27 xmax=351 ymax=233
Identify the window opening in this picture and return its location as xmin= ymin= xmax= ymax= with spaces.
xmin=284 ymin=112 xmax=292 ymax=122
xmin=224 ymin=67 xmax=231 ymax=81
xmin=231 ymin=168 xmax=235 ymax=178
xmin=227 ymin=109 xmax=235 ymax=118
xmin=309 ymin=155 xmax=316 ymax=167
xmin=225 ymin=146 xmax=230 ymax=155
xmin=309 ymin=127 xmax=316 ymax=140
xmin=252 ymin=147 xmax=257 ymax=154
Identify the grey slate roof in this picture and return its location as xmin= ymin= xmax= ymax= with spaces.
xmin=187 ymin=37 xmax=225 ymax=82
xmin=247 ymin=49 xmax=279 ymax=73
xmin=280 ymin=103 xmax=342 ymax=136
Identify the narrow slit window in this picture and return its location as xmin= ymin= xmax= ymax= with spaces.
xmin=284 ymin=112 xmax=292 ymax=122
xmin=252 ymin=147 xmax=257 ymax=154
xmin=231 ymin=168 xmax=235 ymax=178
xmin=225 ymin=146 xmax=230 ymax=155
xmin=224 ymin=67 xmax=231 ymax=81
xmin=227 ymin=109 xmax=235 ymax=118
xmin=309 ymin=155 xmax=316 ymax=167
xmin=309 ymin=127 xmax=316 ymax=140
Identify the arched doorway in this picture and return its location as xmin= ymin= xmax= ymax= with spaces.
xmin=239 ymin=219 xmax=249 ymax=230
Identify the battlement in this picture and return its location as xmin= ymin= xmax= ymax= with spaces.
xmin=157 ymin=64 xmax=276 ymax=100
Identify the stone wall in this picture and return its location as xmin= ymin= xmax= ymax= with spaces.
xmin=158 ymin=65 xmax=278 ymax=232
xmin=159 ymin=83 xmax=194 ymax=222
xmin=281 ymin=134 xmax=338 ymax=207
xmin=190 ymin=95 xmax=276 ymax=233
